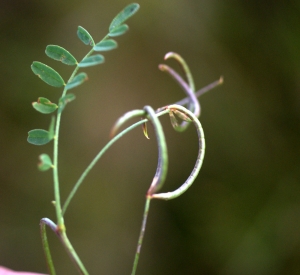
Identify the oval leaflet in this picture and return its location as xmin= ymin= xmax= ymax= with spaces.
xmin=94 ymin=39 xmax=118 ymax=51
xmin=32 ymin=97 xmax=58 ymax=114
xmin=109 ymin=3 xmax=140 ymax=32
xmin=31 ymin=62 xmax=65 ymax=87
xmin=66 ymin=73 xmax=88 ymax=90
xmin=77 ymin=26 xmax=94 ymax=46
xmin=78 ymin=55 xmax=105 ymax=67
xmin=109 ymin=24 xmax=129 ymax=37
xmin=38 ymin=154 xmax=53 ymax=171
xmin=45 ymin=45 xmax=77 ymax=65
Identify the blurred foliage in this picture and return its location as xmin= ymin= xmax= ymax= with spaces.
xmin=0 ymin=0 xmax=300 ymax=274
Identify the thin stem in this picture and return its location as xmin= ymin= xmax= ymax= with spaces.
xmin=131 ymin=196 xmax=151 ymax=275
xmin=59 ymin=232 xmax=89 ymax=275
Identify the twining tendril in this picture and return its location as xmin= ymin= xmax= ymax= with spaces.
xmin=150 ymin=104 xmax=205 ymax=200
xmin=159 ymin=64 xmax=198 ymax=114
xmin=164 ymin=52 xmax=195 ymax=93
xmin=158 ymin=52 xmax=200 ymax=131
xmin=143 ymin=106 xmax=168 ymax=195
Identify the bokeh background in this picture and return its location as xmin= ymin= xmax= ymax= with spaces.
xmin=1 ymin=0 xmax=300 ymax=274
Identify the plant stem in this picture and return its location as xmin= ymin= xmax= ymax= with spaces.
xmin=131 ymin=196 xmax=151 ymax=275
xmin=60 ymin=231 xmax=89 ymax=275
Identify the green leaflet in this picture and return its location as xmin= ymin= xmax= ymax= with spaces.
xmin=31 ymin=61 xmax=65 ymax=87
xmin=27 ymin=129 xmax=52 ymax=145
xmin=32 ymin=97 xmax=58 ymax=114
xmin=93 ymin=39 xmax=118 ymax=51
xmin=109 ymin=24 xmax=129 ymax=37
xmin=66 ymin=73 xmax=88 ymax=90
xmin=27 ymin=116 xmax=55 ymax=145
xmin=78 ymin=55 xmax=105 ymax=67
xmin=109 ymin=3 xmax=139 ymax=32
xmin=38 ymin=154 xmax=53 ymax=171
xmin=77 ymin=26 xmax=94 ymax=46
xmin=45 ymin=45 xmax=77 ymax=65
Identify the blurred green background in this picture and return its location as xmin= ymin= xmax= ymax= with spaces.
xmin=1 ymin=0 xmax=300 ymax=274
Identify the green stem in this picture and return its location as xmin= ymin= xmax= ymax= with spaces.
xmin=60 ymin=231 xmax=89 ymax=275
xmin=131 ymin=196 xmax=151 ymax=275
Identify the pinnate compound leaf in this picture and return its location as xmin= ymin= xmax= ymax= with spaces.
xmin=77 ymin=26 xmax=94 ymax=46
xmin=109 ymin=3 xmax=140 ymax=32
xmin=27 ymin=129 xmax=52 ymax=145
xmin=94 ymin=39 xmax=118 ymax=51
xmin=38 ymin=154 xmax=53 ymax=171
xmin=109 ymin=24 xmax=129 ymax=37
xmin=32 ymin=97 xmax=58 ymax=114
xmin=31 ymin=62 xmax=65 ymax=87
xmin=45 ymin=45 xmax=77 ymax=65
xmin=66 ymin=73 xmax=88 ymax=90
xmin=78 ymin=55 xmax=104 ymax=67
xmin=58 ymin=94 xmax=76 ymax=113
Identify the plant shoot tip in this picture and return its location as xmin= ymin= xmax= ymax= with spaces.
xmin=164 ymin=52 xmax=176 ymax=60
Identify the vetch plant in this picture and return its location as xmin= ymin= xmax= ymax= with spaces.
xmin=27 ymin=3 xmax=223 ymax=275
